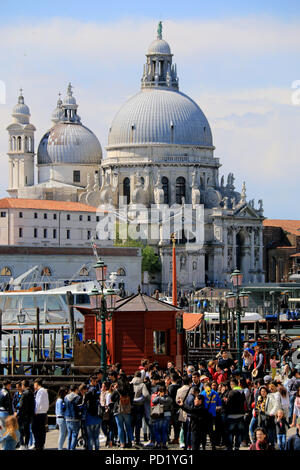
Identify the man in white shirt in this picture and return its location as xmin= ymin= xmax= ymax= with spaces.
xmin=32 ymin=378 xmax=49 ymax=450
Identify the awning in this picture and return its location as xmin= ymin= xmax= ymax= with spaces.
xmin=183 ymin=313 xmax=204 ymax=331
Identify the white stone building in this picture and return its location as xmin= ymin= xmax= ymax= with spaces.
xmin=0 ymin=198 xmax=141 ymax=293
xmin=3 ymin=23 xmax=265 ymax=291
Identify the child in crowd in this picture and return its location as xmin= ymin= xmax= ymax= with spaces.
xmin=270 ymin=354 xmax=280 ymax=380
xmin=0 ymin=415 xmax=20 ymax=450
xmin=275 ymin=408 xmax=289 ymax=450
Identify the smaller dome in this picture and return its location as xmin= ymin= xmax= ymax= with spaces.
xmin=37 ymin=122 xmax=102 ymax=165
xmin=12 ymin=102 xmax=30 ymax=115
xmin=63 ymin=82 xmax=77 ymax=107
xmin=63 ymin=95 xmax=77 ymax=106
xmin=12 ymin=94 xmax=30 ymax=116
xmin=51 ymin=107 xmax=64 ymax=123
xmin=148 ymin=38 xmax=171 ymax=55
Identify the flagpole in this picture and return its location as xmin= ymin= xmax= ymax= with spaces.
xmin=171 ymin=233 xmax=177 ymax=307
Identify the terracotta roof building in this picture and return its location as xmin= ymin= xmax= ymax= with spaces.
xmin=263 ymin=219 xmax=300 ymax=282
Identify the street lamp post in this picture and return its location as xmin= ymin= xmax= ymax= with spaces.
xmin=226 ymin=270 xmax=250 ymax=372
xmin=89 ymin=258 xmax=116 ymax=374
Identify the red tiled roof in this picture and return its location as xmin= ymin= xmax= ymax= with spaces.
xmin=0 ymin=198 xmax=99 ymax=212
xmin=263 ymin=220 xmax=300 ymax=236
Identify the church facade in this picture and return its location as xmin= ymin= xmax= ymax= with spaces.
xmin=4 ymin=24 xmax=265 ymax=291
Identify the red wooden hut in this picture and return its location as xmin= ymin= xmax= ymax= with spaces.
xmin=77 ymin=290 xmax=184 ymax=374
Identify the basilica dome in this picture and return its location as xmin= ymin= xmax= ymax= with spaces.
xmin=38 ymin=83 xmax=102 ymax=165
xmin=37 ymin=122 xmax=102 ymax=165
xmin=108 ymin=88 xmax=213 ymax=148
xmin=107 ymin=25 xmax=213 ymax=150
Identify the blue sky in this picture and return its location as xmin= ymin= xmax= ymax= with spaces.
xmin=1 ymin=0 xmax=299 ymax=22
xmin=0 ymin=1 xmax=299 ymax=218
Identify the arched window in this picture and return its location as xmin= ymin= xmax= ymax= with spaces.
xmin=25 ymin=136 xmax=28 ymax=152
xmin=79 ymin=267 xmax=89 ymax=276
xmin=162 ymin=177 xmax=169 ymax=204
xmin=123 ymin=178 xmax=130 ymax=205
xmin=176 ymin=177 xmax=186 ymax=204
xmin=117 ymin=267 xmax=126 ymax=276
xmin=12 ymin=136 xmax=16 ymax=151
xmin=41 ymin=267 xmax=51 ymax=276
xmin=0 ymin=267 xmax=12 ymax=276
xmin=17 ymin=136 xmax=22 ymax=151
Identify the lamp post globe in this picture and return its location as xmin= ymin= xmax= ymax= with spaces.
xmin=93 ymin=258 xmax=107 ymax=285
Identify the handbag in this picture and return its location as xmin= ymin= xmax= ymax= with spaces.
xmin=97 ymin=403 xmax=104 ymax=419
xmin=102 ymin=407 xmax=110 ymax=421
xmin=150 ymin=401 xmax=164 ymax=420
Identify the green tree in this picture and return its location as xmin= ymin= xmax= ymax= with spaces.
xmin=142 ymin=246 xmax=161 ymax=273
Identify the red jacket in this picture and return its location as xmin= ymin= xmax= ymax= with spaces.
xmin=213 ymin=371 xmax=227 ymax=384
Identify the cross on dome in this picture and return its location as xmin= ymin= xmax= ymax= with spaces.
xmin=67 ymin=82 xmax=73 ymax=96
xmin=18 ymin=88 xmax=24 ymax=104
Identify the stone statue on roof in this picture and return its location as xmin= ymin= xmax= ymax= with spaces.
xmin=157 ymin=21 xmax=162 ymax=39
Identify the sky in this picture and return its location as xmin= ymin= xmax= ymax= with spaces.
xmin=0 ymin=0 xmax=300 ymax=219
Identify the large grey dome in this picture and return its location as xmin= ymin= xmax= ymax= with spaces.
xmin=108 ymin=88 xmax=213 ymax=148
xmin=38 ymin=122 xmax=102 ymax=165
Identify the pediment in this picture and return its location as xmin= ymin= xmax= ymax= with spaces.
xmin=233 ymin=203 xmax=260 ymax=219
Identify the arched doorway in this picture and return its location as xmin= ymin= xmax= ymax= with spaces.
xmin=162 ymin=177 xmax=169 ymax=204
xmin=123 ymin=177 xmax=130 ymax=205
xmin=175 ymin=177 xmax=186 ymax=204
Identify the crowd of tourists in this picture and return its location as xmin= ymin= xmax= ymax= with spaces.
xmin=0 ymin=336 xmax=299 ymax=451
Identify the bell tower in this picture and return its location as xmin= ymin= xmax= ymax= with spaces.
xmin=6 ymin=89 xmax=36 ymax=197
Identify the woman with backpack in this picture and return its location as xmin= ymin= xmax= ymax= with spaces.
xmin=84 ymin=375 xmax=103 ymax=450
xmin=64 ymin=384 xmax=82 ymax=450
xmin=151 ymin=385 xmax=173 ymax=449
xmin=110 ymin=379 xmax=135 ymax=449
xmin=265 ymin=382 xmax=280 ymax=446
xmin=177 ymin=392 xmax=211 ymax=450
xmin=276 ymin=385 xmax=290 ymax=419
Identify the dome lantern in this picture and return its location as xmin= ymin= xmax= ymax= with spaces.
xmin=51 ymin=92 xmax=64 ymax=125
xmin=61 ymin=83 xmax=81 ymax=124
xmin=12 ymin=88 xmax=31 ymax=124
xmin=141 ymin=22 xmax=178 ymax=90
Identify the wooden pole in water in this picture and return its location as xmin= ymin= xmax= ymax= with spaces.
xmin=66 ymin=291 xmax=75 ymax=351
xmin=42 ymin=331 xmax=45 ymax=360
xmin=36 ymin=308 xmax=40 ymax=361
xmin=39 ymin=334 xmax=42 ymax=360
xmin=13 ymin=335 xmax=16 ymax=362
xmin=244 ymin=325 xmax=249 ymax=342
xmin=254 ymin=321 xmax=258 ymax=342
xmin=32 ymin=328 xmax=36 ymax=362
xmin=61 ymin=327 xmax=64 ymax=359
xmin=53 ymin=330 xmax=56 ymax=361
xmin=213 ymin=323 xmax=217 ymax=348
xmin=18 ymin=331 xmax=22 ymax=362
xmin=12 ymin=336 xmax=16 ymax=375
xmin=27 ymin=337 xmax=31 ymax=362
xmin=50 ymin=335 xmax=53 ymax=362
xmin=7 ymin=338 xmax=10 ymax=366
